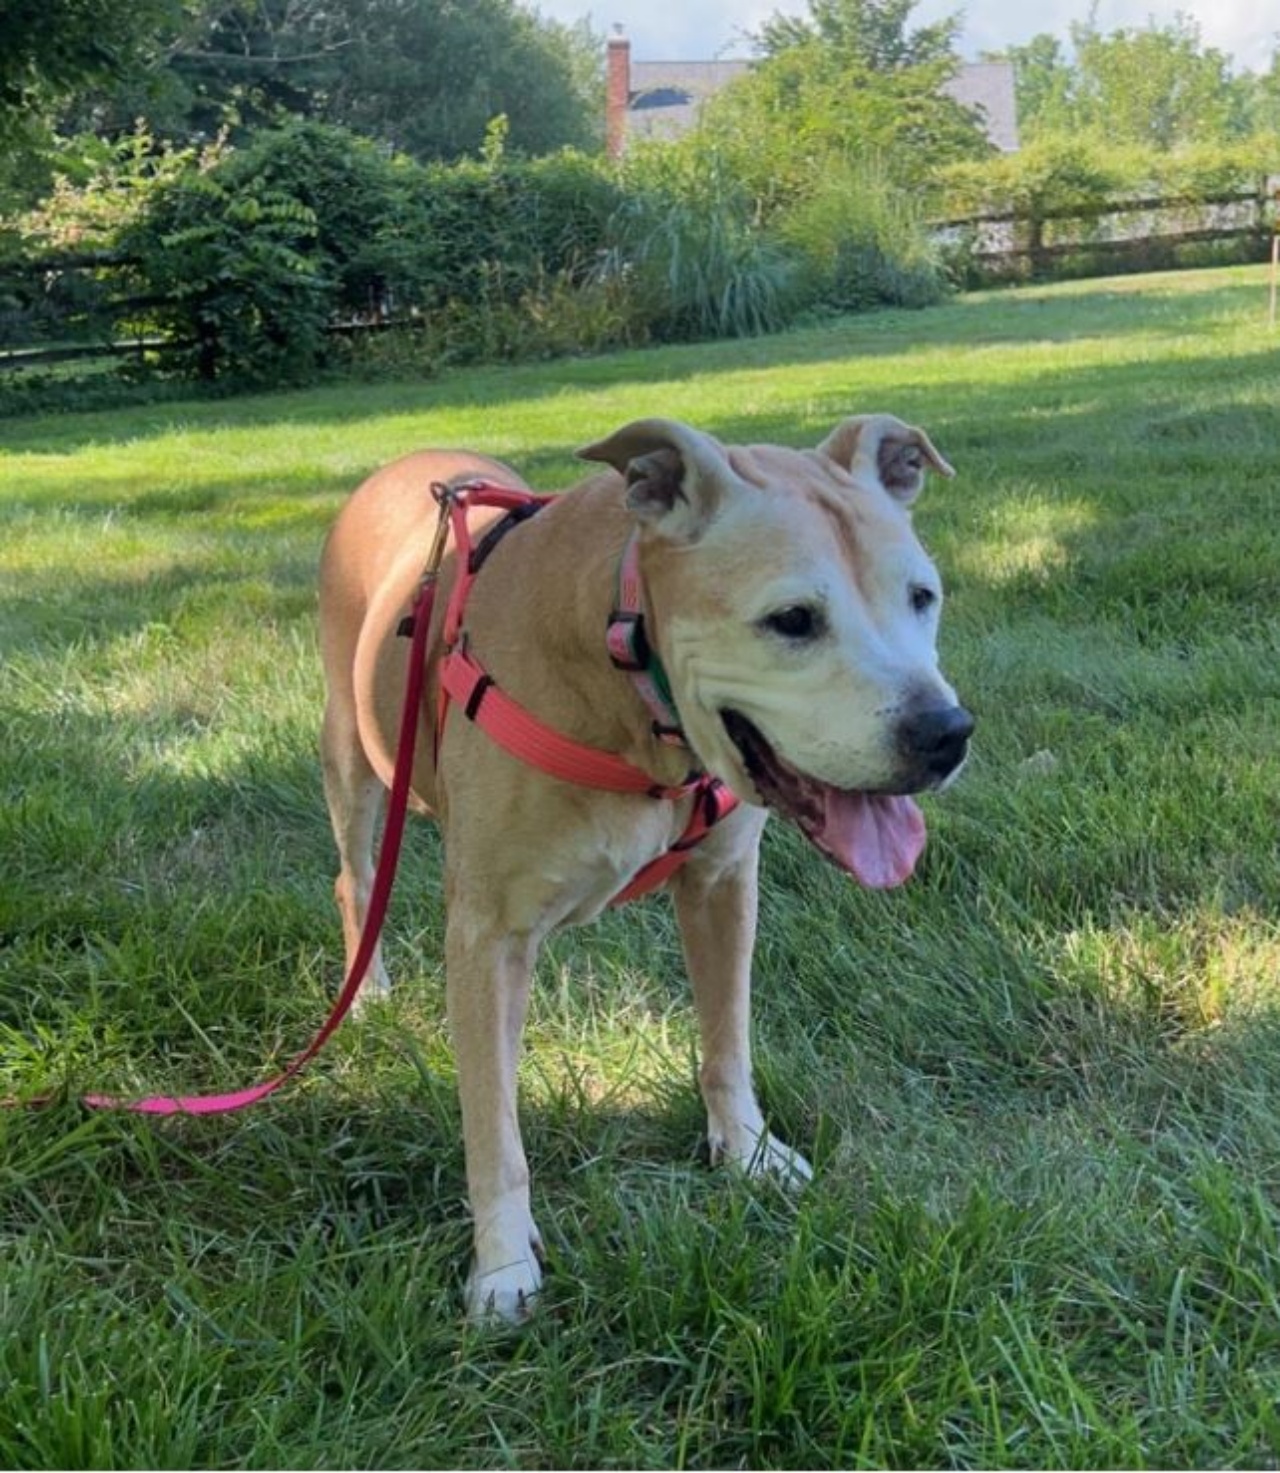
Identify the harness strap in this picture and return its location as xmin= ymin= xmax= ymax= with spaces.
xmin=442 ymin=485 xmax=547 ymax=648
xmin=440 ymin=645 xmax=699 ymax=800
xmin=606 ymin=530 xmax=686 ymax=745
xmin=433 ymin=480 xmax=740 ymax=903
xmin=468 ymin=497 xmax=544 ymax=573
xmin=611 ymin=776 xmax=737 ymax=907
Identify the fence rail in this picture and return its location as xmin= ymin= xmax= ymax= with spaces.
xmin=4 ymin=178 xmax=1278 ymax=371
xmin=933 ymin=177 xmax=1278 ymax=281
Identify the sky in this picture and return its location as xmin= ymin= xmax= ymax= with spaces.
xmin=532 ymin=0 xmax=1277 ymax=74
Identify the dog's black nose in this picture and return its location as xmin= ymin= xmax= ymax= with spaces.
xmin=898 ymin=704 xmax=974 ymax=779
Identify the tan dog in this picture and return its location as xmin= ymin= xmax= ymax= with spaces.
xmin=318 ymin=415 xmax=971 ymax=1322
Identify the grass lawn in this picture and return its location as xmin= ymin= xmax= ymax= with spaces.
xmin=2 ymin=263 xmax=1279 ymax=1468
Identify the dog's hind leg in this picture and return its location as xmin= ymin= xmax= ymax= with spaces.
xmin=321 ymin=695 xmax=393 ymax=1005
xmin=671 ymin=836 xmax=813 ymax=1189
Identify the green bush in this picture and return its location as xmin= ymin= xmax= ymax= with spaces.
xmin=0 ymin=125 xmax=228 ymax=357
xmin=1146 ymin=138 xmax=1280 ymax=202
xmin=605 ymin=148 xmax=799 ymax=341
xmin=220 ymin=121 xmax=418 ymax=321
xmin=936 ymin=132 xmax=1280 ymax=285
xmin=938 ymin=133 xmax=1280 ymax=226
xmin=7 ymin=105 xmax=1013 ymax=398
xmin=407 ymin=147 xmax=622 ymax=310
xmin=938 ymin=131 xmax=1147 ymax=220
xmin=110 ymin=123 xmax=630 ymax=385
xmin=120 ymin=170 xmax=326 ymax=384
xmin=12 ymin=125 xmax=220 ymax=255
xmin=774 ymin=154 xmax=948 ymax=311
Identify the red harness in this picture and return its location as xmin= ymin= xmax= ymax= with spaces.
xmin=7 ymin=478 xmax=737 ymax=1116
xmin=420 ymin=480 xmax=738 ymax=906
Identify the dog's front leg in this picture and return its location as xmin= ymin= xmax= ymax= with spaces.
xmin=446 ymin=916 xmax=544 ymax=1323
xmin=671 ymin=841 xmax=813 ymax=1188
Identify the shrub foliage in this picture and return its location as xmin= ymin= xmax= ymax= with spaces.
xmin=6 ymin=28 xmax=1278 ymax=398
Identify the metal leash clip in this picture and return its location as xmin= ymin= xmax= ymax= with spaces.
xmin=397 ymin=481 xmax=456 ymax=638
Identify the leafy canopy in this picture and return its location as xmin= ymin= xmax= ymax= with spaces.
xmin=10 ymin=0 xmax=602 ymax=168
xmin=0 ymin=0 xmax=183 ymax=135
xmin=696 ymin=0 xmax=989 ymax=212
xmin=757 ymin=0 xmax=960 ymax=71
xmin=996 ymin=11 xmax=1263 ymax=148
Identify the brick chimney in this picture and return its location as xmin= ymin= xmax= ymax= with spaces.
xmin=606 ymin=28 xmax=630 ymax=160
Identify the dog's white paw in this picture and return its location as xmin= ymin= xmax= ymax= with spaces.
xmin=348 ymin=989 xmax=389 ymax=1019
xmin=348 ymin=964 xmax=393 ymax=1017
xmin=712 ymin=1127 xmax=813 ymax=1191
xmin=750 ymin=1131 xmax=814 ymax=1190
xmin=465 ymin=1211 xmax=545 ymax=1325
xmin=465 ymin=1254 xmax=543 ymax=1325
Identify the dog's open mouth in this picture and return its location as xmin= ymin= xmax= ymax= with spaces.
xmin=721 ymin=709 xmax=926 ymax=889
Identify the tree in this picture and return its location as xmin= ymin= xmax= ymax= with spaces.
xmin=311 ymin=0 xmax=600 ymax=160
xmin=1071 ymin=13 xmax=1243 ymax=148
xmin=993 ymin=34 xmax=1075 ymax=140
xmin=1248 ymin=48 xmax=1280 ymax=136
xmin=0 ymin=0 xmax=183 ymax=138
xmin=60 ymin=0 xmax=603 ymax=161
xmin=664 ymin=0 xmax=979 ymax=316
xmin=992 ymin=11 xmax=1255 ymax=149
xmin=757 ymin=0 xmax=959 ymax=71
xmin=0 ymin=0 xmax=194 ymax=212
xmin=696 ymin=0 xmax=986 ymax=214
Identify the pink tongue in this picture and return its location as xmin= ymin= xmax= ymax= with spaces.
xmin=818 ymin=791 xmax=926 ymax=888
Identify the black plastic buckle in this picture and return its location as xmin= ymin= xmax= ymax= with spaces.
xmin=607 ymin=610 xmax=652 ymax=672
xmin=464 ymin=674 xmax=495 ymax=723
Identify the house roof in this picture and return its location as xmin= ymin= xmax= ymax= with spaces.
xmin=626 ymin=57 xmax=1019 ymax=152
xmin=630 ymin=60 xmax=750 ymax=143
xmin=942 ymin=61 xmax=1019 ymax=152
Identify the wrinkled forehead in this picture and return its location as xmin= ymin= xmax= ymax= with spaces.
xmin=721 ymin=443 xmax=925 ymax=571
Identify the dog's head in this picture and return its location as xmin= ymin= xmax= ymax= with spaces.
xmin=579 ymin=415 xmax=972 ymax=888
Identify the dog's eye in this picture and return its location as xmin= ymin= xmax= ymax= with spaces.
xmin=910 ymin=584 xmax=939 ymax=615
xmin=762 ymin=604 xmax=825 ymax=641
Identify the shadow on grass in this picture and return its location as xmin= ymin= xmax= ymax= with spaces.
xmin=2 ymin=267 xmax=1269 ymax=458
xmin=7 ymin=383 xmax=1276 ymax=639
xmin=2 ymin=551 xmax=323 ymax=657
xmin=4 ymin=256 xmax=1278 ymax=1177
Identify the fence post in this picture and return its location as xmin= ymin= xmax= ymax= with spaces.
xmin=1270 ymin=182 xmax=1279 ymax=331
xmin=1270 ymin=232 xmax=1278 ymax=331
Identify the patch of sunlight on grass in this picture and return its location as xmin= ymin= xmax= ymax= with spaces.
xmin=951 ymin=492 xmax=1098 ymax=588
xmin=1054 ymin=909 xmax=1280 ymax=1033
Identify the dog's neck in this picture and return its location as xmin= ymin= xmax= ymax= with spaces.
xmin=458 ymin=474 xmax=698 ymax=792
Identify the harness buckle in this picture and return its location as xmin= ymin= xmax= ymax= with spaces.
xmin=702 ymin=778 xmax=732 ymax=824
xmin=398 ymin=484 xmax=458 ymax=638
xmin=606 ymin=609 xmax=652 ymax=672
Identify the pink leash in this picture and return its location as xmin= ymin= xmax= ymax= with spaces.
xmin=10 ymin=479 xmax=736 ymax=1116
xmin=14 ymin=571 xmax=437 ymax=1117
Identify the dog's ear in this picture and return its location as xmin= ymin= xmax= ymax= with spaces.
xmin=818 ymin=414 xmax=954 ymax=505
xmin=577 ymin=418 xmax=729 ymax=542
